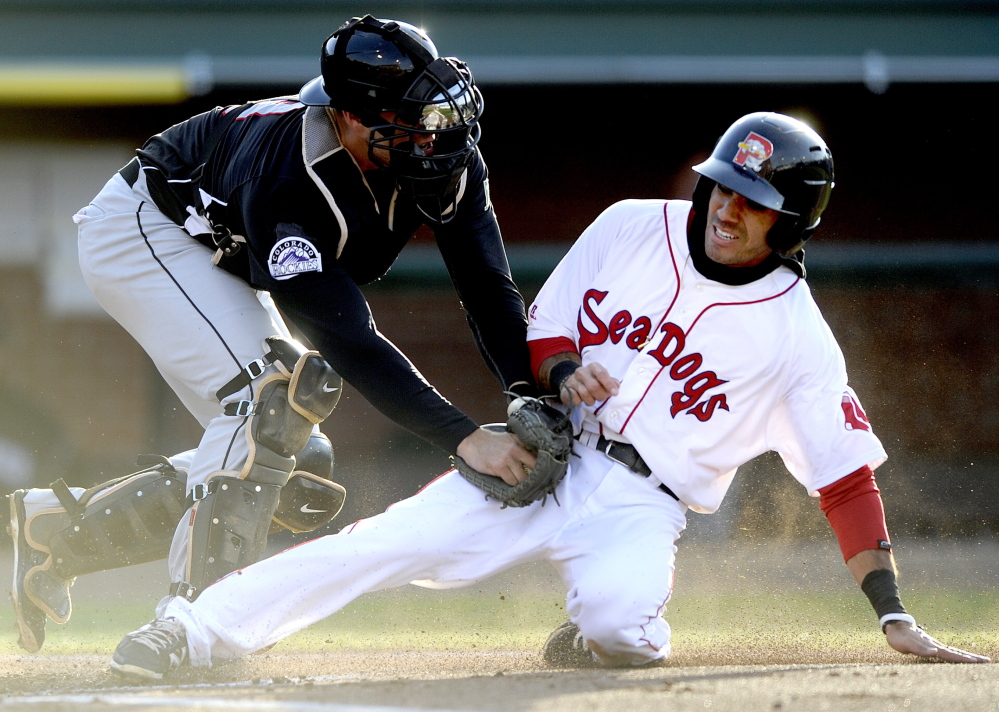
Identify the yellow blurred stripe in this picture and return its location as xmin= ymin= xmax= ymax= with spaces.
xmin=0 ymin=64 xmax=189 ymax=105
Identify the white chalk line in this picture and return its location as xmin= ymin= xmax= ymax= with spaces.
xmin=2 ymin=693 xmax=472 ymax=712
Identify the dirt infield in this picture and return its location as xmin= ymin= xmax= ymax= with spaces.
xmin=2 ymin=648 xmax=998 ymax=712
xmin=2 ymin=539 xmax=996 ymax=710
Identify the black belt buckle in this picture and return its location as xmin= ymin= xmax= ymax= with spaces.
xmin=601 ymin=437 xmax=648 ymax=476
xmin=599 ymin=435 xmax=679 ymax=501
xmin=602 ymin=439 xmax=634 ymax=470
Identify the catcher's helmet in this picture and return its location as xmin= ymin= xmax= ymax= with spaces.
xmin=299 ymin=15 xmax=484 ymax=224
xmin=692 ymin=112 xmax=834 ymax=257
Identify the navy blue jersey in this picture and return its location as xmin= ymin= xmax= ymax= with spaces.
xmin=136 ymin=98 xmax=532 ymax=452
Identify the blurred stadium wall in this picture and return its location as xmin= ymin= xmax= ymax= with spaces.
xmin=0 ymin=1 xmax=996 ymax=534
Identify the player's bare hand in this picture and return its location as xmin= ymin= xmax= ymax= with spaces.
xmin=885 ymin=620 xmax=990 ymax=663
xmin=456 ymin=427 xmax=537 ymax=486
xmin=561 ymin=363 xmax=620 ymax=407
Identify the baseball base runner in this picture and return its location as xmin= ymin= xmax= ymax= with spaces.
xmin=106 ymin=112 xmax=987 ymax=681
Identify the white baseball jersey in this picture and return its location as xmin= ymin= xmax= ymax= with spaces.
xmin=527 ymin=199 xmax=887 ymax=513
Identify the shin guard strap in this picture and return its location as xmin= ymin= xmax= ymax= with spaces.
xmin=50 ymin=479 xmax=85 ymax=519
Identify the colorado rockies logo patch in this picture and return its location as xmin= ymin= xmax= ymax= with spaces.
xmin=268 ymin=237 xmax=323 ymax=280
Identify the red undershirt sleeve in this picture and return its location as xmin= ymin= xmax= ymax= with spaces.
xmin=527 ymin=336 xmax=579 ymax=382
xmin=818 ymin=465 xmax=892 ymax=563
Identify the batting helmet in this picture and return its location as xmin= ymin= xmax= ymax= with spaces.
xmin=299 ymin=15 xmax=484 ymax=224
xmin=692 ymin=112 xmax=834 ymax=257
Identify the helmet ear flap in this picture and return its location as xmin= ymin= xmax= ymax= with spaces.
xmin=767 ymin=214 xmax=817 ymax=257
xmin=691 ymin=175 xmax=715 ymax=217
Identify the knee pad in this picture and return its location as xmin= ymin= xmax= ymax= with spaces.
xmin=183 ymin=476 xmax=283 ymax=599
xmin=223 ymin=337 xmax=342 ymax=486
xmin=22 ymin=455 xmax=187 ymax=621
xmin=294 ymin=431 xmax=335 ymax=480
xmin=271 ymin=433 xmax=346 ymax=534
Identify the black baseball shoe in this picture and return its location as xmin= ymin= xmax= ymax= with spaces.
xmin=542 ymin=620 xmax=598 ymax=668
xmin=542 ymin=620 xmax=669 ymax=669
xmin=7 ymin=490 xmax=47 ymax=653
xmin=110 ymin=617 xmax=189 ymax=681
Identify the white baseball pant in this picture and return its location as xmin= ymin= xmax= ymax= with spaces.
xmin=165 ymin=445 xmax=687 ymax=667
xmin=74 ymin=169 xmax=301 ymax=585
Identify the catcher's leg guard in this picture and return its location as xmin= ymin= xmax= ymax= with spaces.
xmin=11 ymin=455 xmax=187 ymax=626
xmin=185 ymin=476 xmax=283 ymax=595
xmin=271 ymin=432 xmax=346 ymax=534
xmin=8 ymin=489 xmax=49 ymax=652
xmin=180 ymin=338 xmax=342 ymax=599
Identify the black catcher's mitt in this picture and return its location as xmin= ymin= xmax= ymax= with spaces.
xmin=454 ymin=397 xmax=573 ymax=507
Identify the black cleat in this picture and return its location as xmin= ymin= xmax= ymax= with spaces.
xmin=542 ymin=619 xmax=669 ymax=669
xmin=7 ymin=490 xmax=47 ymax=653
xmin=111 ymin=617 xmax=189 ymax=681
xmin=542 ymin=620 xmax=598 ymax=668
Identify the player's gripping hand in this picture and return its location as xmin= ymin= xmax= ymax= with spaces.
xmin=560 ymin=363 xmax=620 ymax=407
xmin=885 ymin=620 xmax=990 ymax=663
xmin=454 ymin=398 xmax=572 ymax=508
xmin=456 ymin=427 xmax=537 ymax=486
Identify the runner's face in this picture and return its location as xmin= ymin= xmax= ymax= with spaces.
xmin=704 ymin=183 xmax=779 ymax=267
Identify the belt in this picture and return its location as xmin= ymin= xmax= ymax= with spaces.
xmin=119 ymin=156 xmax=140 ymax=187
xmin=576 ymin=431 xmax=679 ymax=501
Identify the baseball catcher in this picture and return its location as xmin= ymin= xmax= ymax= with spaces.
xmin=453 ymin=397 xmax=573 ymax=508
xmin=10 ymin=13 xmax=539 ymax=655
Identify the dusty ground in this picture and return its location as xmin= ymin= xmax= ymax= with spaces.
xmin=2 ymin=538 xmax=997 ymax=710
xmin=1 ymin=648 xmax=997 ymax=712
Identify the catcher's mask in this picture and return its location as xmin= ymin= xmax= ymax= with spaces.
xmin=299 ymin=15 xmax=484 ymax=224
xmin=691 ymin=112 xmax=834 ymax=257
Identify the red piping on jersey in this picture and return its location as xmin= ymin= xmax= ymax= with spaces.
xmin=684 ymin=279 xmax=799 ymax=336
xmin=638 ymin=201 xmax=685 ymax=345
xmin=231 ymin=100 xmax=301 ymax=121
xmin=594 ymin=202 xmax=682 ymax=419
xmin=654 ymin=201 xmax=684 ymax=333
xmin=618 ymin=204 xmax=801 ymax=434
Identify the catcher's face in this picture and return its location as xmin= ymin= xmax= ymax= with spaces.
xmin=368 ymin=112 xmax=438 ymax=169
xmin=333 ymin=109 xmax=437 ymax=172
xmin=704 ymin=183 xmax=779 ymax=267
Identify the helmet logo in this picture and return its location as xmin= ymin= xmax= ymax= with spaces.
xmin=733 ymin=132 xmax=774 ymax=173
